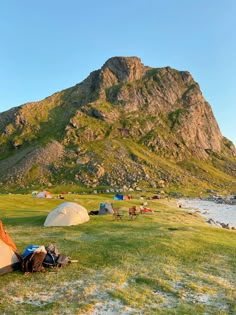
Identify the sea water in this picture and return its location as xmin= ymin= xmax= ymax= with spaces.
xmin=179 ymin=198 xmax=236 ymax=227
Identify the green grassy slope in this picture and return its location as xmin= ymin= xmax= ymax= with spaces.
xmin=0 ymin=194 xmax=235 ymax=314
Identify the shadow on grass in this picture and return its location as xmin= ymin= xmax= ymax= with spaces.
xmin=3 ymin=215 xmax=46 ymax=226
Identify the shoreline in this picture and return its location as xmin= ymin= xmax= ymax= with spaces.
xmin=179 ymin=198 xmax=236 ymax=230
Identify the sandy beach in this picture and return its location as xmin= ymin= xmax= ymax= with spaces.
xmin=179 ymin=198 xmax=236 ymax=228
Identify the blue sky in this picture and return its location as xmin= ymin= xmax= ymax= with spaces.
xmin=0 ymin=0 xmax=235 ymax=144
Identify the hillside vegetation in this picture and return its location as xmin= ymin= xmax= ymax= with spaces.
xmin=0 ymin=57 xmax=235 ymax=194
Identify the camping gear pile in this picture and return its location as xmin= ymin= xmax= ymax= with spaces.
xmin=0 ymin=221 xmax=73 ymax=276
xmin=21 ymin=244 xmax=70 ymax=274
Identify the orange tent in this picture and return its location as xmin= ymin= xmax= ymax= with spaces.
xmin=0 ymin=221 xmax=21 ymax=275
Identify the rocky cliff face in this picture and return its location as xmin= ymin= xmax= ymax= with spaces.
xmin=68 ymin=57 xmax=233 ymax=159
xmin=0 ymin=56 xmax=235 ymax=191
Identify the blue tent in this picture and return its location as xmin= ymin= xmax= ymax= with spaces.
xmin=114 ymin=194 xmax=123 ymax=200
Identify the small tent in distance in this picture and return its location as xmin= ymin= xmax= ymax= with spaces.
xmin=114 ymin=194 xmax=131 ymax=200
xmin=0 ymin=221 xmax=21 ymax=275
xmin=44 ymin=202 xmax=90 ymax=226
xmin=98 ymin=202 xmax=114 ymax=215
xmin=34 ymin=191 xmax=53 ymax=198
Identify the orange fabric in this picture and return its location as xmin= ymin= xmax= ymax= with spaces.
xmin=0 ymin=221 xmax=17 ymax=252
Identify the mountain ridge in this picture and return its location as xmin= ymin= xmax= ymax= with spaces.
xmin=0 ymin=56 xmax=235 ymax=193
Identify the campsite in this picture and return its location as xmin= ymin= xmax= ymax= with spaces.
xmin=0 ymin=192 xmax=236 ymax=314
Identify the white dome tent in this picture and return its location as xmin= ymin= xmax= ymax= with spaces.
xmin=44 ymin=202 xmax=90 ymax=226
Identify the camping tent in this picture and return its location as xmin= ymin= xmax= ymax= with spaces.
xmin=0 ymin=221 xmax=21 ymax=275
xmin=114 ymin=194 xmax=131 ymax=200
xmin=44 ymin=202 xmax=90 ymax=226
xmin=114 ymin=194 xmax=123 ymax=200
xmin=35 ymin=191 xmax=53 ymax=198
xmin=98 ymin=202 xmax=114 ymax=215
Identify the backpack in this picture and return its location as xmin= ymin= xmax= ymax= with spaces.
xmin=43 ymin=252 xmax=58 ymax=268
xmin=43 ymin=244 xmax=70 ymax=268
xmin=22 ymin=251 xmax=46 ymax=273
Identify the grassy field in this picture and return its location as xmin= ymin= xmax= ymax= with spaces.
xmin=0 ymin=193 xmax=236 ymax=315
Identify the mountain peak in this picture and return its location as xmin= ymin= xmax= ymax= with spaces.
xmin=101 ymin=56 xmax=147 ymax=82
